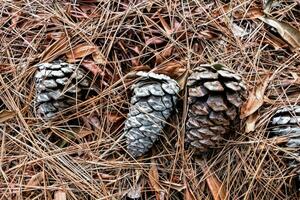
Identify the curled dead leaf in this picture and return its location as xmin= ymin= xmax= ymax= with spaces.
xmin=259 ymin=16 xmax=300 ymax=49
xmin=0 ymin=110 xmax=16 ymax=123
xmin=153 ymin=60 xmax=187 ymax=78
xmin=131 ymin=65 xmax=151 ymax=72
xmin=81 ymin=60 xmax=105 ymax=76
xmin=92 ymin=51 xmax=107 ymax=65
xmin=258 ymin=137 xmax=289 ymax=150
xmin=72 ymin=127 xmax=94 ymax=139
xmin=198 ymin=161 xmax=227 ymax=200
xmin=107 ymin=112 xmax=123 ymax=123
xmin=155 ymin=45 xmax=174 ymax=64
xmin=46 ymin=32 xmax=65 ymax=41
xmin=26 ymin=172 xmax=43 ymax=188
xmin=65 ymin=43 xmax=98 ymax=63
xmin=149 ymin=161 xmax=165 ymax=200
xmin=245 ymin=112 xmax=260 ymax=133
xmin=241 ymin=76 xmax=270 ymax=119
xmin=184 ymin=179 xmax=196 ymax=200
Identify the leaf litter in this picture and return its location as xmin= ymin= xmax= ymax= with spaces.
xmin=1 ymin=0 xmax=300 ymax=199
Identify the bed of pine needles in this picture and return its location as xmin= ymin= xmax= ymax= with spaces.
xmin=1 ymin=0 xmax=300 ymax=199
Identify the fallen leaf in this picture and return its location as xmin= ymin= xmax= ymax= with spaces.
xmin=46 ymin=32 xmax=65 ymax=41
xmin=184 ymin=179 xmax=196 ymax=200
xmin=107 ymin=112 xmax=123 ymax=123
xmin=81 ymin=60 xmax=105 ymax=76
xmin=0 ymin=110 xmax=16 ymax=123
xmin=240 ymin=76 xmax=270 ymax=119
xmin=258 ymin=137 xmax=289 ymax=150
xmin=149 ymin=161 xmax=165 ymax=200
xmin=65 ymin=43 xmax=98 ymax=62
xmin=72 ymin=127 xmax=94 ymax=139
xmin=40 ymin=35 xmax=69 ymax=62
xmin=92 ymin=50 xmax=107 ymax=65
xmin=131 ymin=65 xmax=151 ymax=72
xmin=158 ymin=13 xmax=173 ymax=36
xmin=54 ymin=190 xmax=66 ymax=200
xmin=153 ymin=60 xmax=187 ymax=78
xmin=231 ymin=23 xmax=249 ymax=38
xmin=26 ymin=172 xmax=43 ymax=187
xmin=127 ymin=184 xmax=142 ymax=199
xmin=259 ymin=16 xmax=300 ymax=49
xmin=155 ymin=45 xmax=174 ymax=64
xmin=245 ymin=112 xmax=260 ymax=133
xmin=200 ymin=163 xmax=227 ymax=200
xmin=145 ymin=36 xmax=165 ymax=45
xmin=233 ymin=8 xmax=263 ymax=19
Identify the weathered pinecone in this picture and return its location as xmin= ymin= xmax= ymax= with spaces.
xmin=124 ymin=71 xmax=179 ymax=157
xmin=185 ymin=64 xmax=247 ymax=151
xmin=34 ymin=61 xmax=93 ymax=120
xmin=269 ymin=106 xmax=300 ymax=190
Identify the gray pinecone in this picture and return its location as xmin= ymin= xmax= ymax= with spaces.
xmin=124 ymin=71 xmax=179 ymax=157
xmin=34 ymin=61 xmax=93 ymax=120
xmin=269 ymin=105 xmax=300 ymax=190
xmin=186 ymin=64 xmax=247 ymax=152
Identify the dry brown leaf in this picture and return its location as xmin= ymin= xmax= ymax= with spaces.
xmin=259 ymin=16 xmax=300 ymax=49
xmin=155 ymin=45 xmax=174 ymax=64
xmin=153 ymin=60 xmax=187 ymax=78
xmin=149 ymin=161 xmax=165 ymax=200
xmin=202 ymin=166 xmax=227 ymax=200
xmin=233 ymin=8 xmax=263 ymax=19
xmin=240 ymin=76 xmax=270 ymax=119
xmin=46 ymin=32 xmax=65 ymax=41
xmin=26 ymin=172 xmax=43 ymax=187
xmin=54 ymin=190 xmax=66 ymax=200
xmin=92 ymin=51 xmax=107 ymax=65
xmin=0 ymin=110 xmax=16 ymax=123
xmin=73 ymin=127 xmax=94 ymax=139
xmin=40 ymin=35 xmax=69 ymax=62
xmin=81 ymin=60 xmax=105 ymax=76
xmin=158 ymin=13 xmax=173 ymax=36
xmin=184 ymin=179 xmax=196 ymax=200
xmin=65 ymin=43 xmax=98 ymax=62
xmin=245 ymin=112 xmax=260 ymax=133
xmin=258 ymin=137 xmax=289 ymax=150
xmin=145 ymin=36 xmax=165 ymax=45
xmin=131 ymin=65 xmax=151 ymax=72
xmin=107 ymin=112 xmax=123 ymax=123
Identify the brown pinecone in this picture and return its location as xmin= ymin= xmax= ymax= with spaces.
xmin=124 ymin=71 xmax=179 ymax=157
xmin=185 ymin=64 xmax=247 ymax=152
xmin=34 ymin=61 xmax=93 ymax=120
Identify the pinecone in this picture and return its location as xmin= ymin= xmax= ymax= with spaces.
xmin=185 ymin=64 xmax=247 ymax=151
xmin=124 ymin=71 xmax=179 ymax=157
xmin=269 ymin=106 xmax=300 ymax=190
xmin=34 ymin=61 xmax=93 ymax=120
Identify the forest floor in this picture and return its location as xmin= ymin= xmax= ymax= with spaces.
xmin=1 ymin=0 xmax=300 ymax=199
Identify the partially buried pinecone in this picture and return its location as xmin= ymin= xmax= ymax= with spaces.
xmin=186 ymin=64 xmax=247 ymax=152
xmin=34 ymin=61 xmax=93 ymax=120
xmin=124 ymin=71 xmax=179 ymax=157
xmin=269 ymin=106 xmax=300 ymax=190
